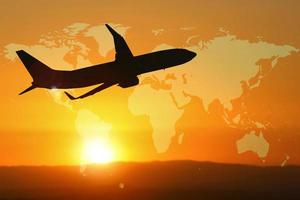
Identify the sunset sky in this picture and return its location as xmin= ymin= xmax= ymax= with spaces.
xmin=0 ymin=0 xmax=300 ymax=166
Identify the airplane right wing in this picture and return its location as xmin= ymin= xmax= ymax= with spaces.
xmin=105 ymin=24 xmax=134 ymax=61
xmin=64 ymin=82 xmax=116 ymax=100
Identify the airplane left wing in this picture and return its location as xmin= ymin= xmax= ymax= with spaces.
xmin=64 ymin=82 xmax=116 ymax=100
xmin=105 ymin=24 xmax=133 ymax=61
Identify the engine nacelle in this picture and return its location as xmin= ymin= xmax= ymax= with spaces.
xmin=118 ymin=76 xmax=139 ymax=88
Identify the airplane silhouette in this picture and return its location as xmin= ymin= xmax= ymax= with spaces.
xmin=16 ymin=24 xmax=196 ymax=100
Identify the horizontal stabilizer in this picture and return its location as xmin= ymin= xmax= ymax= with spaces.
xmin=19 ymin=85 xmax=36 ymax=95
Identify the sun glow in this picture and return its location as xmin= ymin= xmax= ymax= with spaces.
xmin=82 ymin=139 xmax=114 ymax=164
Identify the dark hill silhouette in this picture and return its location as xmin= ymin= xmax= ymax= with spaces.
xmin=0 ymin=161 xmax=299 ymax=199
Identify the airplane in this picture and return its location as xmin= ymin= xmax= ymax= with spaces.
xmin=16 ymin=24 xmax=196 ymax=100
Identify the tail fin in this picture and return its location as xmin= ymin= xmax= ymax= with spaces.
xmin=16 ymin=50 xmax=52 ymax=95
xmin=16 ymin=50 xmax=52 ymax=82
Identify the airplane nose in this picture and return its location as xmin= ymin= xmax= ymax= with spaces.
xmin=187 ymin=50 xmax=197 ymax=60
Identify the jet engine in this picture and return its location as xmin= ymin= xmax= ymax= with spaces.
xmin=118 ymin=76 xmax=139 ymax=88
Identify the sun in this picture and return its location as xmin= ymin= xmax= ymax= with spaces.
xmin=82 ymin=139 xmax=114 ymax=164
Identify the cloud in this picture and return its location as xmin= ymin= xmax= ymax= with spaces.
xmin=152 ymin=29 xmax=164 ymax=36
xmin=180 ymin=26 xmax=196 ymax=31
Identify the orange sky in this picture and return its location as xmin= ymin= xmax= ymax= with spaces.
xmin=0 ymin=0 xmax=300 ymax=166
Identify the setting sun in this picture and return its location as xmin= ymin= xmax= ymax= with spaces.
xmin=82 ymin=139 xmax=114 ymax=164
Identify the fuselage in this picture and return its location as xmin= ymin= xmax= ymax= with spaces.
xmin=39 ymin=48 xmax=196 ymax=89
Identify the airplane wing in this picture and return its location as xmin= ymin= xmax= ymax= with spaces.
xmin=105 ymin=24 xmax=134 ymax=61
xmin=64 ymin=82 xmax=116 ymax=100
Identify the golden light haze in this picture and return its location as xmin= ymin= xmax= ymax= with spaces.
xmin=0 ymin=0 xmax=300 ymax=166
